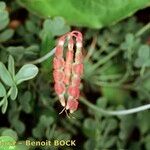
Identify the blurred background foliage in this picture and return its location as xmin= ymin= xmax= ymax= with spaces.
xmin=0 ymin=0 xmax=150 ymax=150
xmin=18 ymin=0 xmax=150 ymax=28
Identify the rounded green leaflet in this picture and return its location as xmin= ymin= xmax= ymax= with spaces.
xmin=32 ymin=115 xmax=54 ymax=138
xmin=135 ymin=45 xmax=150 ymax=67
xmin=18 ymin=0 xmax=150 ymax=28
xmin=6 ymin=46 xmax=25 ymax=61
xmin=0 ymin=136 xmax=17 ymax=150
xmin=0 ymin=2 xmax=9 ymax=31
xmin=138 ymin=45 xmax=150 ymax=59
xmin=1 ymin=96 xmax=8 ymax=114
xmin=0 ymin=2 xmax=6 ymax=10
xmin=83 ymin=118 xmax=96 ymax=138
xmin=19 ymin=91 xmax=32 ymax=113
xmin=40 ymin=17 xmax=70 ymax=37
xmin=8 ymin=55 xmax=15 ymax=78
xmin=15 ymin=64 xmax=39 ymax=84
xmin=10 ymin=85 xmax=18 ymax=101
xmin=1 ymin=129 xmax=18 ymax=141
xmin=0 ymin=62 xmax=14 ymax=87
xmin=0 ymin=29 xmax=14 ymax=43
xmin=145 ymin=135 xmax=150 ymax=150
xmin=0 ymin=82 xmax=6 ymax=97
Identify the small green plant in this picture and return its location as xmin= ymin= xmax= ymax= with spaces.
xmin=0 ymin=55 xmax=38 ymax=113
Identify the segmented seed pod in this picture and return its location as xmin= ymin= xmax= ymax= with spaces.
xmin=64 ymin=37 xmax=74 ymax=85
xmin=53 ymin=31 xmax=83 ymax=113
xmin=66 ymin=31 xmax=83 ymax=113
xmin=53 ymin=36 xmax=66 ymax=107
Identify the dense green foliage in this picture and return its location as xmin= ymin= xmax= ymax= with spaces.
xmin=0 ymin=1 xmax=150 ymax=150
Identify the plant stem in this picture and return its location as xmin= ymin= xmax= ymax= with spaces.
xmin=85 ymin=34 xmax=97 ymax=60
xmin=135 ymin=22 xmax=150 ymax=37
xmin=80 ymin=97 xmax=150 ymax=116
xmin=93 ymin=74 xmax=123 ymax=82
xmin=92 ymin=48 xmax=120 ymax=70
xmin=29 ymin=48 xmax=56 ymax=64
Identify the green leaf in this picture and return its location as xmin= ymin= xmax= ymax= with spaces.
xmin=138 ymin=45 xmax=150 ymax=59
xmin=15 ymin=64 xmax=38 ymax=84
xmin=23 ymin=45 xmax=39 ymax=58
xmin=144 ymin=135 xmax=150 ymax=150
xmin=10 ymin=85 xmax=18 ymax=100
xmin=106 ymin=118 xmax=118 ymax=132
xmin=0 ymin=96 xmax=5 ymax=106
xmin=18 ymin=0 xmax=150 ymax=28
xmin=0 ymin=2 xmax=9 ymax=30
xmin=32 ymin=115 xmax=54 ymax=138
xmin=40 ymin=17 xmax=70 ymax=38
xmin=7 ymin=46 xmax=25 ymax=61
xmin=25 ymin=20 xmax=38 ymax=34
xmin=1 ymin=96 xmax=8 ymax=114
xmin=1 ymin=129 xmax=18 ymax=141
xmin=119 ymin=115 xmax=135 ymax=140
xmin=83 ymin=118 xmax=96 ymax=138
xmin=0 ymin=82 xmax=6 ymax=97
xmin=40 ymin=115 xmax=54 ymax=127
xmin=8 ymin=55 xmax=15 ymax=78
xmin=0 ymin=136 xmax=17 ymax=150
xmin=103 ymin=136 xmax=117 ymax=148
xmin=0 ymin=29 xmax=14 ymax=42
xmin=137 ymin=111 xmax=150 ymax=134
xmin=0 ymin=62 xmax=14 ymax=86
xmin=19 ymin=91 xmax=32 ymax=113
xmin=13 ymin=120 xmax=25 ymax=135
xmin=0 ymin=2 xmax=6 ymax=10
xmin=96 ymin=97 xmax=107 ymax=108
xmin=134 ymin=45 xmax=150 ymax=67
xmin=84 ymin=139 xmax=95 ymax=150
xmin=121 ymin=33 xmax=134 ymax=50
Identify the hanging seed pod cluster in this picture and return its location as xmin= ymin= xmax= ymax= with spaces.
xmin=53 ymin=31 xmax=83 ymax=113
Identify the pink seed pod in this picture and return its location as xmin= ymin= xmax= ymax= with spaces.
xmin=53 ymin=58 xmax=65 ymax=70
xmin=64 ymin=65 xmax=72 ymax=85
xmin=68 ymin=36 xmax=74 ymax=50
xmin=64 ymin=51 xmax=73 ymax=85
xmin=71 ymin=76 xmax=81 ymax=87
xmin=66 ymin=98 xmax=79 ymax=113
xmin=55 ymin=46 xmax=63 ymax=58
xmin=54 ymin=83 xmax=65 ymax=95
xmin=68 ymin=85 xmax=80 ymax=99
xmin=58 ymin=95 xmax=65 ymax=107
xmin=72 ymin=63 xmax=84 ymax=76
xmin=53 ymin=70 xmax=64 ymax=82
xmin=53 ymin=31 xmax=83 ymax=114
xmin=75 ymin=52 xmax=83 ymax=63
xmin=66 ymin=51 xmax=73 ymax=63
xmin=64 ymin=37 xmax=74 ymax=85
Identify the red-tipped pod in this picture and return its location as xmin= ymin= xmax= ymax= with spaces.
xmin=66 ymin=99 xmax=79 ymax=113
xmin=53 ymin=31 xmax=83 ymax=113
xmin=68 ymin=85 xmax=80 ymax=99
xmin=53 ymin=58 xmax=65 ymax=70
xmin=53 ymin=70 xmax=64 ymax=82
xmin=54 ymin=83 xmax=65 ymax=95
xmin=72 ymin=63 xmax=84 ymax=76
